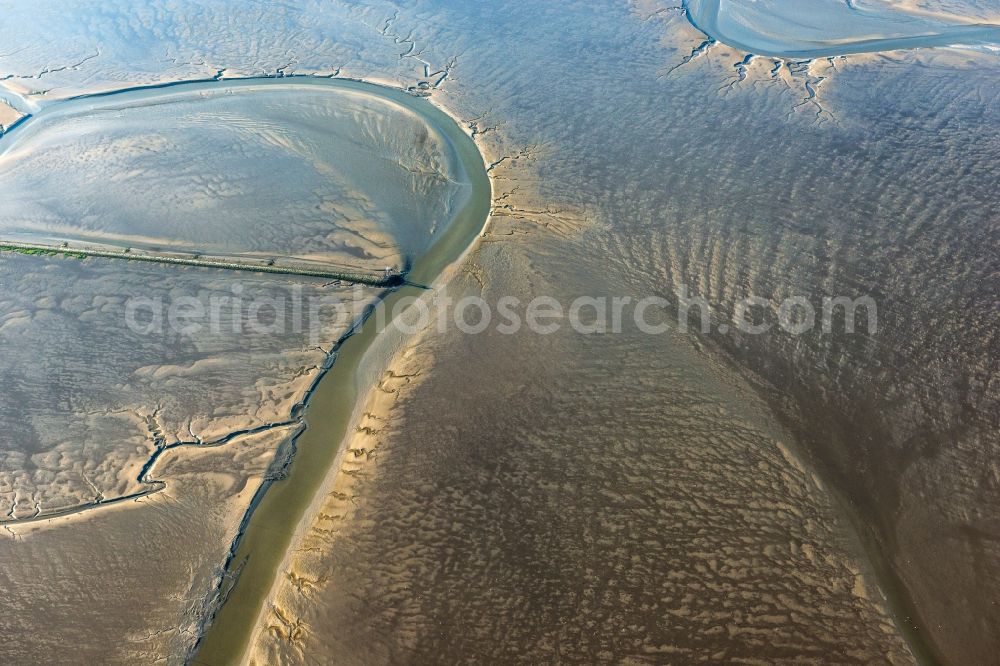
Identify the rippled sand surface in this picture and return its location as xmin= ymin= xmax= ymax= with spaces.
xmin=0 ymin=0 xmax=997 ymax=664
xmin=0 ymin=255 xmax=373 ymax=517
xmin=244 ymin=2 xmax=999 ymax=664
xmin=0 ymin=426 xmax=293 ymax=662
xmin=248 ymin=256 xmax=913 ymax=664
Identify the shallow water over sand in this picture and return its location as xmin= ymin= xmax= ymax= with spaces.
xmin=0 ymin=78 xmax=467 ymax=274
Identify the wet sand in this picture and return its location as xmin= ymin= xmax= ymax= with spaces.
xmin=0 ymin=69 xmax=480 ymax=662
xmin=0 ymin=1 xmax=996 ymax=663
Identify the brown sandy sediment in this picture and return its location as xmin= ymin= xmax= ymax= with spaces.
xmin=0 ymin=419 xmax=302 ymax=532
xmin=0 ymin=2 xmax=994 ymax=663
xmin=2 ymin=425 xmax=297 ymax=538
xmin=247 ymin=320 xmax=433 ymax=664
xmin=240 ymin=120 xmax=912 ymax=664
xmin=0 ymin=72 xmax=484 ymax=663
xmin=193 ymin=247 xmax=483 ymax=666
xmin=242 ymin=269 xmax=445 ymax=665
xmin=0 ymin=75 xmax=462 ymax=523
xmin=0 ymin=425 xmax=296 ymax=663
xmin=0 ymin=258 xmax=373 ymax=524
xmin=244 ymin=238 xmax=916 ymax=664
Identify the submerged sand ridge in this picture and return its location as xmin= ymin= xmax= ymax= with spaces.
xmin=684 ymin=0 xmax=1000 ymax=57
